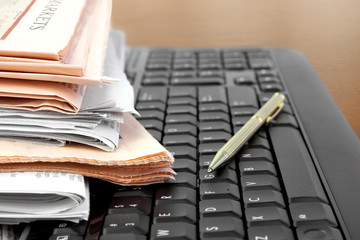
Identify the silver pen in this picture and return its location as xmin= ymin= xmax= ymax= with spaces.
xmin=207 ymin=92 xmax=285 ymax=172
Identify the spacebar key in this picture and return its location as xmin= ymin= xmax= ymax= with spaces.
xmin=269 ymin=127 xmax=328 ymax=203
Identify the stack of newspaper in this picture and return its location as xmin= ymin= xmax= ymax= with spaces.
xmin=0 ymin=0 xmax=126 ymax=150
xmin=0 ymin=0 xmax=174 ymax=224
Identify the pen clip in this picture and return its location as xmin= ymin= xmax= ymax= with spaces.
xmin=265 ymin=101 xmax=284 ymax=125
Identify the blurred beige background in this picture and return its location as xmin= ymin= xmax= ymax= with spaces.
xmin=111 ymin=0 xmax=360 ymax=138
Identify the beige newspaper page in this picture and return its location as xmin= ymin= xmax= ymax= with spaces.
xmin=0 ymin=0 xmax=88 ymax=60
xmin=0 ymin=79 xmax=84 ymax=113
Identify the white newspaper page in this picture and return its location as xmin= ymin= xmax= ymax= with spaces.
xmin=0 ymin=172 xmax=89 ymax=224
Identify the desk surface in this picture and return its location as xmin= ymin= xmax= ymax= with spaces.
xmin=111 ymin=0 xmax=360 ymax=138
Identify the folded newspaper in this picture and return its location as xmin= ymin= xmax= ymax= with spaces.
xmin=0 ymin=172 xmax=89 ymax=224
xmin=0 ymin=113 xmax=175 ymax=185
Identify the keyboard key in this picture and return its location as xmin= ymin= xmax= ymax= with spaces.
xmin=199 ymin=63 xmax=222 ymax=70
xmin=173 ymin=63 xmax=196 ymax=71
xmin=199 ymin=217 xmax=245 ymax=238
xmin=49 ymin=235 xmax=82 ymax=240
xmin=199 ymin=111 xmax=230 ymax=122
xmin=174 ymin=51 xmax=195 ymax=59
xmin=273 ymin=113 xmax=299 ymax=128
xmin=239 ymin=160 xmax=277 ymax=176
xmin=198 ymin=86 xmax=227 ymax=104
xmin=165 ymin=114 xmax=197 ymax=125
xmin=200 ymin=182 xmax=240 ymax=200
xmin=171 ymin=77 xmax=224 ymax=85
xmin=199 ymin=199 xmax=242 ymax=218
xmin=166 ymin=146 xmax=197 ymax=160
xmin=269 ymin=127 xmax=328 ymax=203
xmin=138 ymin=119 xmax=163 ymax=132
xmin=103 ymin=213 xmax=149 ymax=235
xmin=153 ymin=203 xmax=196 ymax=223
xmin=199 ymin=142 xmax=224 ymax=155
xmin=164 ymin=123 xmax=197 ymax=136
xmin=52 ymin=221 xmax=87 ymax=236
xmin=199 ymin=168 xmax=238 ymax=184
xmin=165 ymin=172 xmax=197 ymax=188
xmin=168 ymin=86 xmax=197 ymax=98
xmin=248 ymin=226 xmax=294 ymax=240
xmin=142 ymin=77 xmax=168 ymax=85
xmin=163 ymin=134 xmax=197 ymax=147
xmin=199 ymin=131 xmax=231 ymax=143
xmin=223 ymin=49 xmax=245 ymax=59
xmin=108 ymin=196 xmax=152 ymax=215
xmin=199 ymin=121 xmax=232 ymax=133
xmin=137 ymin=110 xmax=165 ymax=121
xmin=289 ymin=202 xmax=337 ymax=227
xmin=258 ymin=76 xmax=281 ymax=84
xmin=241 ymin=175 xmax=281 ymax=191
xmin=114 ymin=187 xmax=153 ymax=198
xmin=171 ymin=158 xmax=197 ymax=173
xmin=155 ymin=187 xmax=197 ymax=205
xmin=144 ymin=71 xmax=170 ymax=79
xmin=136 ymin=101 xmax=166 ymax=112
xmin=261 ymin=83 xmax=283 ymax=92
xmin=168 ymin=97 xmax=197 ymax=106
xmin=296 ymin=226 xmax=343 ymax=240
xmin=199 ymin=70 xmax=223 ymax=78
xmin=243 ymin=190 xmax=285 ymax=208
xmin=232 ymin=70 xmax=256 ymax=85
xmin=256 ymin=69 xmax=278 ymax=77
xmin=232 ymin=115 xmax=251 ymax=126
xmin=138 ymin=87 xmax=167 ymax=102
xmin=225 ymin=62 xmax=247 ymax=70
xmin=146 ymin=63 xmax=170 ymax=71
xmin=199 ymin=102 xmax=229 ymax=113
xmin=150 ymin=222 xmax=196 ymax=240
xmin=100 ymin=233 xmax=146 ymax=240
xmin=238 ymin=148 xmax=273 ymax=162
xmin=228 ymin=86 xmax=258 ymax=108
xmin=249 ymin=58 xmax=273 ymax=69
xmin=199 ymin=155 xmax=236 ymax=170
xmin=166 ymin=105 xmax=197 ymax=116
xmin=230 ymin=106 xmax=258 ymax=116
xmin=173 ymin=60 xmax=196 ymax=66
xmin=245 ymin=207 xmax=290 ymax=227
xmin=247 ymin=137 xmax=270 ymax=150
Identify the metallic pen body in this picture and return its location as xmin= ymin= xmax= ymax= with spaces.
xmin=208 ymin=92 xmax=285 ymax=172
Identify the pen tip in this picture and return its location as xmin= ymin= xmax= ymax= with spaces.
xmin=207 ymin=168 xmax=213 ymax=173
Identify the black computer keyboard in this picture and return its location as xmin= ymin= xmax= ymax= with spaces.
xmin=20 ymin=46 xmax=360 ymax=240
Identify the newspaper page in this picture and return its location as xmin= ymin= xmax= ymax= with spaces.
xmin=0 ymin=79 xmax=85 ymax=113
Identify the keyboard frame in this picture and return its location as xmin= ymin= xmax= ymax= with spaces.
xmin=124 ymin=46 xmax=360 ymax=240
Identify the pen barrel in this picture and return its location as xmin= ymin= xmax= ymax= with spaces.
xmin=223 ymin=116 xmax=263 ymax=158
xmin=224 ymin=92 xmax=284 ymax=157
